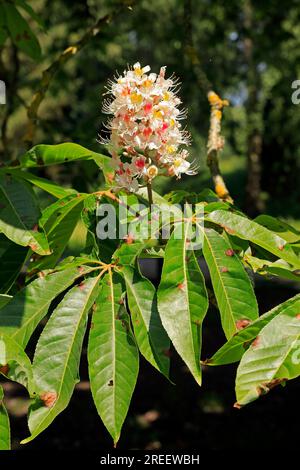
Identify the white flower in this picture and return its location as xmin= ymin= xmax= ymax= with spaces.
xmin=101 ymin=63 xmax=197 ymax=192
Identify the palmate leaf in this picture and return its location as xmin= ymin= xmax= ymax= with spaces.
xmin=235 ymin=294 xmax=300 ymax=407
xmin=30 ymin=194 xmax=87 ymax=271
xmin=3 ymin=2 xmax=41 ymax=61
xmin=206 ymin=210 xmax=300 ymax=268
xmin=201 ymin=227 xmax=258 ymax=339
xmin=0 ymin=235 xmax=28 ymax=293
xmin=207 ymin=294 xmax=300 ymax=366
xmin=121 ymin=265 xmax=170 ymax=378
xmin=22 ymin=276 xmax=101 ymax=444
xmin=0 ymin=173 xmax=50 ymax=255
xmin=158 ymin=221 xmax=209 ymax=385
xmin=0 ymin=333 xmax=35 ymax=394
xmin=0 ymin=386 xmax=10 ymax=450
xmin=0 ymin=264 xmax=96 ymax=348
xmin=88 ymin=272 xmax=139 ymax=445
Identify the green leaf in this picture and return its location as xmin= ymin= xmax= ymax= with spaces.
xmin=3 ymin=2 xmax=41 ymax=61
xmin=88 ymin=272 xmax=139 ymax=444
xmin=206 ymin=210 xmax=300 ymax=268
xmin=0 ymin=235 xmax=28 ymax=293
xmin=158 ymin=221 xmax=209 ymax=385
xmin=254 ymin=215 xmax=300 ymax=238
xmin=14 ymin=0 xmax=46 ymax=29
xmin=0 ymin=295 xmax=12 ymax=309
xmin=235 ymin=293 xmax=300 ymax=407
xmin=208 ymin=294 xmax=300 ymax=366
xmin=22 ymin=276 xmax=100 ymax=444
xmin=121 ymin=265 xmax=170 ymax=377
xmin=0 ymin=333 xmax=35 ymax=394
xmin=244 ymin=254 xmax=300 ymax=282
xmin=0 ymin=264 xmax=97 ymax=348
xmin=6 ymin=169 xmax=76 ymax=199
xmin=202 ymin=228 xmax=258 ymax=339
xmin=0 ymin=386 xmax=10 ymax=450
xmin=31 ymin=194 xmax=86 ymax=271
xmin=0 ymin=173 xmax=50 ymax=255
xmin=113 ymin=241 xmax=145 ymax=267
xmin=19 ymin=143 xmax=111 ymax=170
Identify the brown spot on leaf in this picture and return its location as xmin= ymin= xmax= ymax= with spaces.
xmin=118 ymin=298 xmax=124 ymax=305
xmin=40 ymin=391 xmax=57 ymax=408
xmin=225 ymin=249 xmax=234 ymax=257
xmin=296 ymin=314 xmax=300 ymax=320
xmin=30 ymin=243 xmax=38 ymax=251
xmin=78 ymin=282 xmax=85 ymax=290
xmin=252 ymin=336 xmax=260 ymax=348
xmin=108 ymin=380 xmax=114 ymax=387
xmin=0 ymin=364 xmax=10 ymax=376
xmin=193 ymin=319 xmax=202 ymax=326
xmin=278 ymin=244 xmax=285 ymax=251
xmin=38 ymin=271 xmax=46 ymax=278
xmin=77 ymin=266 xmax=85 ymax=274
xmin=220 ymin=267 xmax=228 ymax=273
xmin=177 ymin=282 xmax=185 ymax=290
xmin=123 ymin=233 xmax=135 ymax=244
xmin=233 ymin=402 xmax=242 ymax=409
xmin=92 ymin=302 xmax=97 ymax=312
xmin=90 ymin=322 xmax=94 ymax=330
xmin=224 ymin=227 xmax=235 ymax=235
xmin=236 ymin=319 xmax=251 ymax=331
xmin=163 ymin=349 xmax=172 ymax=358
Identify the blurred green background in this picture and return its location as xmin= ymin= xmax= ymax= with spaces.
xmin=0 ymin=0 xmax=300 ymax=451
xmin=1 ymin=0 xmax=300 ymax=222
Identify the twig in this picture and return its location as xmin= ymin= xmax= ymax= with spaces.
xmin=23 ymin=2 xmax=134 ymax=149
xmin=207 ymin=91 xmax=233 ymax=203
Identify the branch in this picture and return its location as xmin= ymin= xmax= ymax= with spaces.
xmin=183 ymin=0 xmax=233 ymax=203
xmin=207 ymin=92 xmax=233 ymax=203
xmin=23 ymin=2 xmax=134 ymax=149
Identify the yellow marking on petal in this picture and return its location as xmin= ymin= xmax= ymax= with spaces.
xmin=130 ymin=92 xmax=143 ymax=104
xmin=173 ymin=158 xmax=183 ymax=167
xmin=164 ymin=92 xmax=170 ymax=101
xmin=170 ymin=118 xmax=175 ymax=127
xmin=167 ymin=145 xmax=176 ymax=154
xmin=143 ymin=79 xmax=153 ymax=87
xmin=134 ymin=67 xmax=143 ymax=77
xmin=154 ymin=110 xmax=163 ymax=119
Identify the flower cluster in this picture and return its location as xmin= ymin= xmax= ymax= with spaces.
xmin=101 ymin=63 xmax=197 ymax=192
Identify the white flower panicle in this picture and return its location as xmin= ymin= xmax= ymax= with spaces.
xmin=101 ymin=62 xmax=198 ymax=191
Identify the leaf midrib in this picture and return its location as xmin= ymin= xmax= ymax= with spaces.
xmin=29 ymin=276 xmax=100 ymax=438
